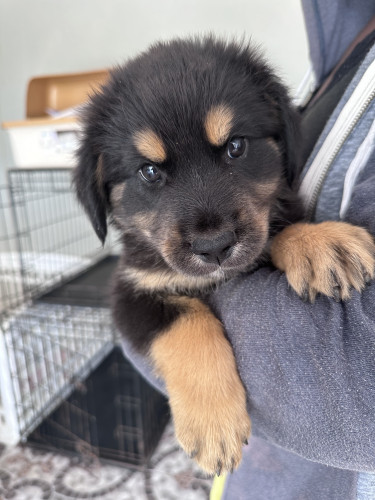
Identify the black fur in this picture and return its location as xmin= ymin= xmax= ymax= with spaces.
xmin=112 ymin=275 xmax=182 ymax=352
xmin=73 ymin=37 xmax=304 ymax=349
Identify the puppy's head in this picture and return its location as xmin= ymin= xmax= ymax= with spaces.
xmin=74 ymin=37 xmax=301 ymax=285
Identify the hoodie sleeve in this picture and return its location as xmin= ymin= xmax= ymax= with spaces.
xmin=209 ymin=158 xmax=375 ymax=471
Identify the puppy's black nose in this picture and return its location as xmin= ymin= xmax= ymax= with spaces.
xmin=191 ymin=231 xmax=237 ymax=265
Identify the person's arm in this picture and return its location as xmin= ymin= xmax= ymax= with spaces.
xmin=209 ymin=159 xmax=375 ymax=472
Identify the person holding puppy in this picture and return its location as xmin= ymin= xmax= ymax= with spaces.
xmin=208 ymin=1 xmax=375 ymax=498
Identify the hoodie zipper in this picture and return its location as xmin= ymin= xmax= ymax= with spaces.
xmin=299 ymin=57 xmax=375 ymax=221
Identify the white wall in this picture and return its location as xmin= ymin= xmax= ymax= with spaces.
xmin=0 ymin=0 xmax=309 ymax=177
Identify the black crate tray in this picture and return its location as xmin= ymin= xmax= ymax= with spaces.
xmin=40 ymin=255 xmax=119 ymax=307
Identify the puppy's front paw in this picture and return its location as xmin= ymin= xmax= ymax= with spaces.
xmin=271 ymin=221 xmax=375 ymax=302
xmin=171 ymin=371 xmax=251 ymax=476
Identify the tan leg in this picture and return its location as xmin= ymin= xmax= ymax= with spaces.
xmin=150 ymin=297 xmax=251 ymax=475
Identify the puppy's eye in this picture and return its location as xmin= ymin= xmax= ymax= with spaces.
xmin=139 ymin=164 xmax=161 ymax=183
xmin=227 ymin=137 xmax=246 ymax=158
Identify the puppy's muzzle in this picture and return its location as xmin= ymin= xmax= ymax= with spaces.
xmin=191 ymin=231 xmax=237 ymax=265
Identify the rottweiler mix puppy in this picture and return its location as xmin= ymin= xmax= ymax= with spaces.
xmin=74 ymin=37 xmax=375 ymax=475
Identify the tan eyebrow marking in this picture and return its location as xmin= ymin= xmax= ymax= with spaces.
xmin=110 ymin=182 xmax=126 ymax=206
xmin=266 ymin=137 xmax=281 ymax=155
xmin=204 ymin=104 xmax=234 ymax=147
xmin=133 ymin=129 xmax=167 ymax=163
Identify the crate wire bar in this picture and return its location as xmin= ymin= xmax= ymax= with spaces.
xmin=0 ymin=180 xmax=23 ymax=315
xmin=0 ymin=180 xmax=29 ymax=441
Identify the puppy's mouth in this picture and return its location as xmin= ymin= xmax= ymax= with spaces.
xmin=162 ymin=235 xmax=266 ymax=278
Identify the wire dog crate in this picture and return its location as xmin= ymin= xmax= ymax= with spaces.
xmin=0 ymin=168 xmax=108 ymax=314
xmin=0 ymin=168 xmax=169 ymax=466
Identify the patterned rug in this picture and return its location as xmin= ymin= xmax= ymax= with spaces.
xmin=0 ymin=424 xmax=212 ymax=499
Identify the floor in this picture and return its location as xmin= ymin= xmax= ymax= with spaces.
xmin=0 ymin=423 xmax=212 ymax=499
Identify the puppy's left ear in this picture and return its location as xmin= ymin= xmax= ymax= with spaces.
xmin=73 ymin=145 xmax=108 ymax=245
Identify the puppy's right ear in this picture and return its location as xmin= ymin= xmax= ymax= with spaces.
xmin=73 ymin=145 xmax=107 ymax=245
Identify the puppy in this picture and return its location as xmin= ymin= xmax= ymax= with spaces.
xmin=74 ymin=37 xmax=375 ymax=475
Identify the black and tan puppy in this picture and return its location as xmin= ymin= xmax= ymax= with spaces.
xmin=74 ymin=37 xmax=375 ymax=475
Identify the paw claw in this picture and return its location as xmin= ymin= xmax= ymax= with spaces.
xmin=216 ymin=461 xmax=223 ymax=477
xmin=365 ymin=273 xmax=373 ymax=285
xmin=301 ymin=287 xmax=310 ymax=302
xmin=332 ymin=286 xmax=341 ymax=302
